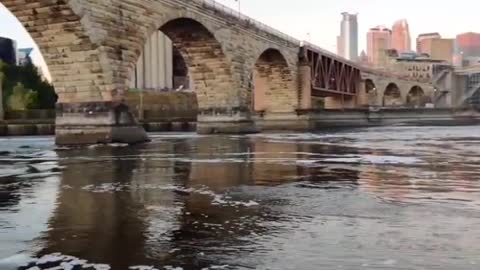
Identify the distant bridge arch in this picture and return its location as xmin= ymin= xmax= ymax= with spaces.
xmin=361 ymin=71 xmax=435 ymax=107
xmin=365 ymin=79 xmax=376 ymax=93
xmin=406 ymin=86 xmax=427 ymax=107
xmin=383 ymin=83 xmax=402 ymax=107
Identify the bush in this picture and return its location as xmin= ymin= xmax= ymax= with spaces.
xmin=0 ymin=60 xmax=57 ymax=109
xmin=8 ymin=82 xmax=38 ymax=110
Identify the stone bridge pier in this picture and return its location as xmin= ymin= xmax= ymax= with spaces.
xmin=3 ymin=0 xmax=303 ymax=145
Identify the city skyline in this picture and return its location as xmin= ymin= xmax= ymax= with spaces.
xmin=2 ymin=0 xmax=480 ymax=73
xmin=213 ymin=0 xmax=480 ymax=52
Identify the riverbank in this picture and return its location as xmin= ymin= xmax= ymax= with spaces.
xmin=1 ymin=108 xmax=479 ymax=136
xmin=0 ymin=121 xmax=197 ymax=136
xmin=310 ymin=107 xmax=480 ymax=128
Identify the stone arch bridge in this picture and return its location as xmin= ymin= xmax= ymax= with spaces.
xmin=3 ymin=0 xmax=304 ymax=144
xmin=2 ymin=0 xmax=432 ymax=145
xmin=361 ymin=71 xmax=435 ymax=108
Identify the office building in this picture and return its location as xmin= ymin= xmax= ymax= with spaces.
xmin=391 ymin=19 xmax=411 ymax=54
xmin=367 ymin=26 xmax=392 ymax=67
xmin=454 ymin=32 xmax=480 ymax=66
xmin=337 ymin=12 xmax=358 ymax=61
xmin=417 ymin=33 xmax=453 ymax=63
xmin=0 ymin=37 xmax=17 ymax=65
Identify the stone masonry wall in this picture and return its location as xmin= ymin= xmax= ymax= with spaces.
xmin=2 ymin=0 xmax=108 ymax=103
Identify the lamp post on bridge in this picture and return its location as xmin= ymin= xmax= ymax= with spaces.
xmin=233 ymin=0 xmax=240 ymax=13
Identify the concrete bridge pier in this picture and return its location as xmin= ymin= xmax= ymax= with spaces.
xmin=1 ymin=0 xmax=151 ymax=145
xmin=251 ymin=50 xmax=309 ymax=132
xmin=0 ymin=75 xmax=4 ymax=121
xmin=254 ymin=61 xmax=313 ymax=132
xmin=55 ymin=102 xmax=149 ymax=145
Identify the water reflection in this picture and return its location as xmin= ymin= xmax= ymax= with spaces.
xmin=1 ymin=127 xmax=480 ymax=269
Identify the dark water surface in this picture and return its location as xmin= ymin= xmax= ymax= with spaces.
xmin=1 ymin=126 xmax=480 ymax=270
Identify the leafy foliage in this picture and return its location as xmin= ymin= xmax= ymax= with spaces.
xmin=8 ymin=82 xmax=38 ymax=110
xmin=0 ymin=60 xmax=57 ymax=109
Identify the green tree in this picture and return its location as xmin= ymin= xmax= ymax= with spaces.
xmin=8 ymin=82 xmax=38 ymax=110
xmin=0 ymin=60 xmax=57 ymax=109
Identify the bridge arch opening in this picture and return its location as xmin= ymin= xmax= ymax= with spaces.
xmin=365 ymin=79 xmax=376 ymax=93
xmin=0 ymin=2 xmax=121 ymax=105
xmin=383 ymin=83 xmax=402 ymax=107
xmin=252 ymin=48 xmax=294 ymax=113
xmin=406 ymin=86 xmax=426 ymax=108
xmin=129 ymin=31 xmax=190 ymax=92
xmin=0 ymin=4 xmax=57 ymax=109
xmin=145 ymin=18 xmax=236 ymax=111
xmin=1 ymin=2 xmax=155 ymax=145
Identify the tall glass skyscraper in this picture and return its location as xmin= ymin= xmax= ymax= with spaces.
xmin=337 ymin=12 xmax=358 ymax=61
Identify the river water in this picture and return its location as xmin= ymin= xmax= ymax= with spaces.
xmin=1 ymin=126 xmax=480 ymax=270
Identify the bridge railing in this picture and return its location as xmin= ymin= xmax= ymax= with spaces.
xmin=197 ymin=0 xmax=301 ymax=45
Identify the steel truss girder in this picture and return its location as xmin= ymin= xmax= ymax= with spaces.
xmin=303 ymin=47 xmax=360 ymax=97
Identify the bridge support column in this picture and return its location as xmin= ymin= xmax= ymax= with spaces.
xmin=197 ymin=107 xmax=257 ymax=134
xmin=254 ymin=112 xmax=311 ymax=132
xmin=0 ymin=76 xmax=4 ymax=121
xmin=324 ymin=96 xmax=357 ymax=109
xmin=55 ymin=102 xmax=149 ymax=146
xmin=299 ymin=63 xmax=312 ymax=110
xmin=357 ymin=81 xmax=369 ymax=107
xmin=251 ymin=62 xmax=312 ymax=132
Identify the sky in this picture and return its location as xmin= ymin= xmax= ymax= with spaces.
xmin=1 ymin=0 xmax=479 ymax=78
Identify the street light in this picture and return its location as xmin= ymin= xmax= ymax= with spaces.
xmin=234 ymin=0 xmax=240 ymax=13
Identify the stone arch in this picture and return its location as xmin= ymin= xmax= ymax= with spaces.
xmin=365 ymin=79 xmax=376 ymax=93
xmin=406 ymin=85 xmax=426 ymax=107
xmin=142 ymin=17 xmax=237 ymax=111
xmin=252 ymin=48 xmax=296 ymax=113
xmin=1 ymin=1 xmax=152 ymax=145
xmin=1 ymin=1 xmax=110 ymax=103
xmin=383 ymin=83 xmax=402 ymax=107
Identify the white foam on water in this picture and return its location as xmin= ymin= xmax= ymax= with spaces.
xmin=87 ymin=143 xmax=129 ymax=149
xmin=322 ymin=155 xmax=421 ymax=165
xmin=164 ymin=266 xmax=183 ymax=270
xmin=92 ymin=264 xmax=111 ymax=270
xmin=129 ymin=266 xmax=159 ymax=270
xmin=79 ymin=183 xmax=260 ymax=208
xmin=0 ymin=253 xmax=35 ymax=270
xmin=81 ymin=183 xmax=128 ymax=193
xmin=205 ymin=265 xmax=230 ymax=270
xmin=21 ymin=253 xmax=112 ymax=270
